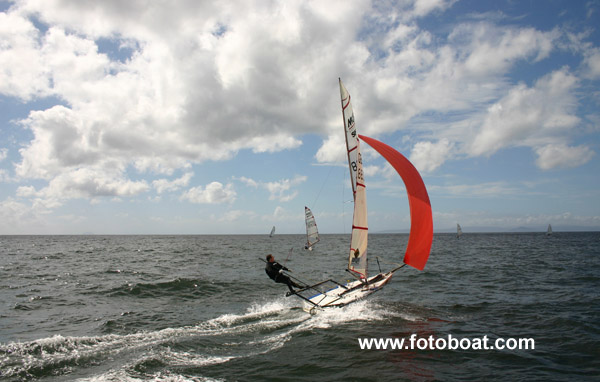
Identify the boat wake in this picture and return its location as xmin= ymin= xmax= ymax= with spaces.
xmin=0 ymin=298 xmax=396 ymax=381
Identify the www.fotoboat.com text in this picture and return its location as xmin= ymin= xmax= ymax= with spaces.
xmin=358 ymin=334 xmax=535 ymax=351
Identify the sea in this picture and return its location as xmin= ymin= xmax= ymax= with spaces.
xmin=0 ymin=233 xmax=598 ymax=381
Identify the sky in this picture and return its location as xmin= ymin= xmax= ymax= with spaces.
xmin=0 ymin=0 xmax=599 ymax=235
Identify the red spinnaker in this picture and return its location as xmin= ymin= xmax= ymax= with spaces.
xmin=359 ymin=135 xmax=433 ymax=270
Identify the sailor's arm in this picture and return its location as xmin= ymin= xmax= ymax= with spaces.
xmin=275 ymin=262 xmax=290 ymax=272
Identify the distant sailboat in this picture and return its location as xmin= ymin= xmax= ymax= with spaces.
xmin=546 ymin=224 xmax=552 ymax=236
xmin=285 ymin=79 xmax=433 ymax=313
xmin=269 ymin=226 xmax=276 ymax=237
xmin=304 ymin=206 xmax=320 ymax=250
xmin=457 ymin=223 xmax=463 ymax=239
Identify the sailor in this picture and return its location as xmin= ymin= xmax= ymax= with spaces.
xmin=351 ymin=249 xmax=360 ymax=264
xmin=265 ymin=254 xmax=302 ymax=294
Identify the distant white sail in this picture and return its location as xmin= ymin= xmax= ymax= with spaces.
xmin=546 ymin=224 xmax=552 ymax=236
xmin=305 ymin=206 xmax=320 ymax=249
xmin=457 ymin=223 xmax=463 ymax=238
xmin=269 ymin=226 xmax=276 ymax=237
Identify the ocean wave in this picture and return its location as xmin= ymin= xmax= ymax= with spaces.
xmin=103 ymin=278 xmax=226 ymax=299
xmin=0 ymin=297 xmax=397 ymax=381
xmin=75 ymin=367 xmax=225 ymax=382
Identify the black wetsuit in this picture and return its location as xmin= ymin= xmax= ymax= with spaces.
xmin=265 ymin=261 xmax=301 ymax=293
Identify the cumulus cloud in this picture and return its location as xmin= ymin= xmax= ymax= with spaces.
xmin=468 ymin=69 xmax=581 ymax=158
xmin=16 ymin=185 xmax=36 ymax=197
xmin=535 ymin=144 xmax=595 ymax=170
xmin=409 ymin=139 xmax=454 ymax=173
xmin=264 ymin=176 xmax=307 ymax=202
xmin=314 ymin=17 xmax=567 ymax=172
xmin=180 ymin=182 xmax=236 ymax=204
xmin=315 ymin=134 xmax=346 ymax=164
xmin=152 ymin=172 xmax=193 ymax=194
xmin=17 ymin=106 xmax=101 ymax=180
xmin=412 ymin=0 xmax=456 ymax=17
xmin=13 ymin=165 xmax=149 ymax=213
xmin=238 ymin=176 xmax=258 ymax=188
xmin=0 ymin=0 xmax=598 ymax=225
xmin=457 ymin=23 xmax=556 ymax=77
xmin=3 ymin=1 xmax=323 ymax=206
xmin=0 ymin=10 xmax=49 ymax=100
xmin=0 ymin=198 xmax=39 ymax=233
xmin=239 ymin=175 xmax=307 ymax=202
xmin=40 ymin=167 xmax=149 ymax=201
xmin=582 ymin=47 xmax=600 ymax=79
xmin=3 ymin=0 xmax=462 ymax=186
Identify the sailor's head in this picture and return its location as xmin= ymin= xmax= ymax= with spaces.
xmin=266 ymin=254 xmax=274 ymax=262
xmin=354 ymin=249 xmax=360 ymax=258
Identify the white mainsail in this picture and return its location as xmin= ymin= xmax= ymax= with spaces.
xmin=547 ymin=224 xmax=552 ymax=236
xmin=269 ymin=226 xmax=275 ymax=237
xmin=457 ymin=223 xmax=463 ymax=238
xmin=305 ymin=206 xmax=320 ymax=248
xmin=340 ymin=79 xmax=368 ymax=278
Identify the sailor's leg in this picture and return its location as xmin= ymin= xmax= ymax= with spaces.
xmin=275 ymin=275 xmax=296 ymax=292
xmin=282 ymin=276 xmax=296 ymax=292
xmin=285 ymin=279 xmax=295 ymax=293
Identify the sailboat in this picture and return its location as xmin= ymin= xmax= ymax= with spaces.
xmin=289 ymin=79 xmax=433 ymax=313
xmin=269 ymin=226 xmax=276 ymax=238
xmin=304 ymin=206 xmax=320 ymax=250
xmin=546 ymin=224 xmax=552 ymax=236
xmin=457 ymin=223 xmax=463 ymax=239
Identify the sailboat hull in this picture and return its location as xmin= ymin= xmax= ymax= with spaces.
xmin=301 ymin=272 xmax=394 ymax=314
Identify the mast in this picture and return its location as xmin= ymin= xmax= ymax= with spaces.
xmin=339 ymin=79 xmax=368 ymax=278
xmin=339 ymin=78 xmax=358 ymax=193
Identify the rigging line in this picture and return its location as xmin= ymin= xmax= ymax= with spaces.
xmin=375 ymin=256 xmax=404 ymax=269
xmin=286 ymin=272 xmax=320 ymax=288
xmin=281 ymin=247 xmax=293 ymax=269
xmin=310 ymin=164 xmax=335 ymax=211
